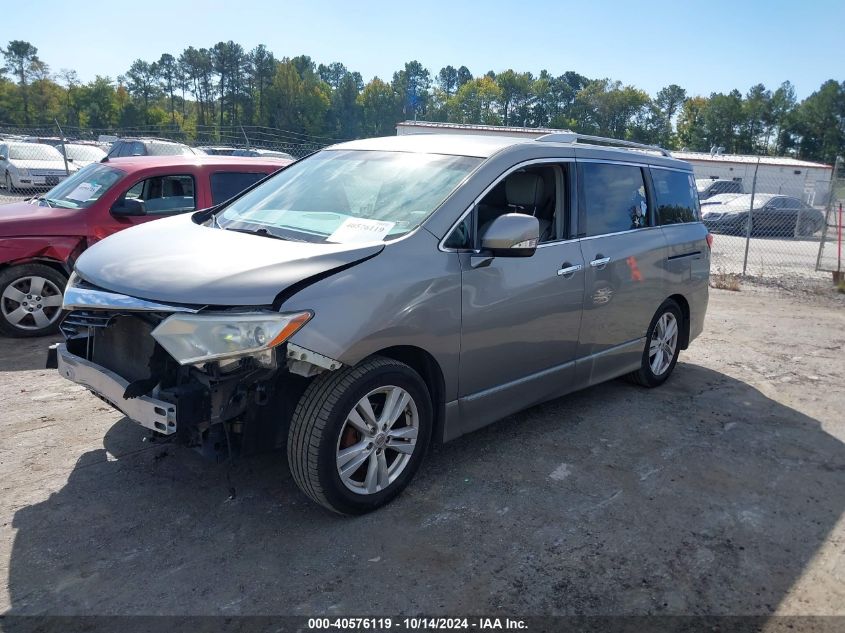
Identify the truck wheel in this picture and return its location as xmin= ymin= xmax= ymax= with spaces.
xmin=287 ymin=356 xmax=432 ymax=515
xmin=627 ymin=299 xmax=682 ymax=388
xmin=0 ymin=264 xmax=67 ymax=337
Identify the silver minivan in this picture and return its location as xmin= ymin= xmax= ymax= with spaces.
xmin=52 ymin=133 xmax=710 ymax=514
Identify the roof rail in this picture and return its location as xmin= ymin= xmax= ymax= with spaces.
xmin=535 ymin=132 xmax=672 ymax=157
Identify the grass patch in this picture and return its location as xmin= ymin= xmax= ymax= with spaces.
xmin=710 ymin=271 xmax=742 ymax=291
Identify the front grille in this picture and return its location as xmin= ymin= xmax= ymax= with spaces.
xmin=63 ymin=310 xmax=162 ymax=383
xmin=61 ymin=310 xmax=118 ymax=337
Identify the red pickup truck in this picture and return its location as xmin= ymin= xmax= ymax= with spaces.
xmin=0 ymin=155 xmax=290 ymax=337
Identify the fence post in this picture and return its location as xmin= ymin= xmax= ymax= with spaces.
xmin=742 ymin=156 xmax=761 ymax=276
xmin=54 ymin=119 xmax=70 ymax=176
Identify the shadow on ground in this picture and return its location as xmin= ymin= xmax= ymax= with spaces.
xmin=0 ymin=335 xmax=61 ymax=372
xmin=6 ymin=363 xmax=845 ymax=615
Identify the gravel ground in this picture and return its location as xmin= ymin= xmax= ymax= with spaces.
xmin=0 ymin=283 xmax=843 ymax=617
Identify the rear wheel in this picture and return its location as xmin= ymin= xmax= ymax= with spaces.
xmin=627 ymin=300 xmax=682 ymax=388
xmin=287 ymin=356 xmax=432 ymax=515
xmin=0 ymin=264 xmax=66 ymax=337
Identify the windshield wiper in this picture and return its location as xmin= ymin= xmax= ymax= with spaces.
xmin=224 ymin=226 xmax=306 ymax=242
xmin=31 ymin=196 xmax=55 ymax=207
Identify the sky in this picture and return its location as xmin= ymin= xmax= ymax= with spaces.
xmin=3 ymin=0 xmax=843 ymax=99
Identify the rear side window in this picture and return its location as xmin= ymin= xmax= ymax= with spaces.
xmin=652 ymin=169 xmax=699 ymax=225
xmin=211 ymin=172 xmax=268 ymax=205
xmin=581 ymin=163 xmax=649 ymax=236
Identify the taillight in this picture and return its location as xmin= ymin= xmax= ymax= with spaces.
xmin=705 ymin=233 xmax=713 ymax=249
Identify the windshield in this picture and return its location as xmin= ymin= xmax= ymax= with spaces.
xmin=217 ymin=150 xmax=482 ymax=243
xmin=152 ymin=143 xmax=196 ymax=156
xmin=9 ymin=143 xmax=64 ymax=161
xmin=65 ymin=144 xmax=106 ymax=162
xmin=39 ymin=163 xmax=124 ymax=209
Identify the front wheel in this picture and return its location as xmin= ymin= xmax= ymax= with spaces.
xmin=0 ymin=264 xmax=67 ymax=337
xmin=627 ymin=300 xmax=682 ymax=388
xmin=287 ymin=356 xmax=432 ymax=515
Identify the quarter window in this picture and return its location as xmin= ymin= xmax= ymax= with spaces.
xmin=652 ymin=169 xmax=700 ymax=225
xmin=581 ymin=163 xmax=649 ymax=236
xmin=210 ymin=172 xmax=268 ymax=205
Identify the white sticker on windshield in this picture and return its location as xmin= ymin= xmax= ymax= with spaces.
xmin=327 ymin=217 xmax=396 ymax=243
xmin=65 ymin=182 xmax=102 ymax=202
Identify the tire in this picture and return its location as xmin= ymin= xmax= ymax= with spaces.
xmin=287 ymin=355 xmax=432 ymax=515
xmin=798 ymin=218 xmax=816 ymax=237
xmin=627 ymin=299 xmax=683 ymax=388
xmin=0 ymin=264 xmax=67 ymax=337
xmin=4 ymin=172 xmax=13 ymax=194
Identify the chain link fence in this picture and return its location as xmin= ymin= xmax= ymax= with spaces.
xmin=693 ymin=155 xmax=837 ymax=280
xmin=815 ymin=157 xmax=845 ymax=282
xmin=1 ymin=122 xmax=842 ymax=284
xmin=0 ymin=122 xmax=336 ymax=204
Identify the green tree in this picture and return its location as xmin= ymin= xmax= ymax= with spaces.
xmin=449 ymin=76 xmax=502 ymax=125
xmin=792 ymin=80 xmax=844 ymax=163
xmin=392 ymin=60 xmax=430 ymax=120
xmin=676 ymin=96 xmax=709 ymax=150
xmin=158 ymin=53 xmax=178 ymax=123
xmin=124 ymin=59 xmax=160 ymax=124
xmin=2 ymin=40 xmax=43 ymax=123
xmin=495 ymin=69 xmax=533 ymax=125
xmin=359 ymin=77 xmax=399 ymax=136
xmin=702 ymin=89 xmax=744 ymax=152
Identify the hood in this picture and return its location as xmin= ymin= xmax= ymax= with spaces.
xmin=75 ymin=213 xmax=384 ymax=306
xmin=0 ymin=200 xmax=85 ymax=237
xmin=9 ymin=159 xmax=76 ymax=172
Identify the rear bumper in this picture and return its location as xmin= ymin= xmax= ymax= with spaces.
xmin=55 ymin=343 xmax=177 ymax=435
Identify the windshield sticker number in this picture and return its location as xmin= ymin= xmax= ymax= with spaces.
xmin=65 ymin=182 xmax=102 ymax=202
xmin=327 ymin=217 xmax=396 ymax=243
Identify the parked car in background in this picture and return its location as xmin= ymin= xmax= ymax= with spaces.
xmin=233 ymin=148 xmax=296 ymax=160
xmin=52 ymin=132 xmax=710 ymax=514
xmin=701 ymin=193 xmax=824 ymax=237
xmin=105 ymin=138 xmax=199 ymax=159
xmin=0 ymin=142 xmax=78 ymax=192
xmin=0 ymin=155 xmax=289 ymax=337
xmin=696 ymin=178 xmax=743 ymax=200
xmin=196 ymin=146 xmax=239 ymax=156
xmin=58 ymin=143 xmax=107 ymax=168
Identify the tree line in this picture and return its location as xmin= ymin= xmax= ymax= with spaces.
xmin=1 ymin=39 xmax=843 ymax=163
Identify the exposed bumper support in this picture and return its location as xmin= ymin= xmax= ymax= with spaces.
xmin=56 ymin=344 xmax=178 ymax=435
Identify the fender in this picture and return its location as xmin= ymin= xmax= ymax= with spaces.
xmin=0 ymin=236 xmax=86 ymax=274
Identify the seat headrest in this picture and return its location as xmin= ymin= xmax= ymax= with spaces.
xmin=506 ymin=173 xmax=544 ymax=209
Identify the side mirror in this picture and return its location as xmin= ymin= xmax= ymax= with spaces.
xmin=479 ymin=213 xmax=539 ymax=258
xmin=110 ymin=197 xmax=145 ymax=217
xmin=0 ymin=155 xmax=6 ymax=161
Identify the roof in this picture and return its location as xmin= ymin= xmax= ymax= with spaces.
xmin=102 ymin=155 xmax=292 ymax=170
xmin=397 ymin=121 xmax=832 ymax=170
xmin=330 ymin=134 xmax=529 ymax=158
xmin=673 ymin=150 xmax=831 ymax=170
xmin=396 ymin=120 xmax=570 ymax=137
xmin=330 ymin=134 xmax=690 ymax=172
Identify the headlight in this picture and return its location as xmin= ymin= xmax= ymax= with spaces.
xmin=17 ymin=167 xmax=29 ymax=176
xmin=151 ymin=311 xmax=312 ymax=365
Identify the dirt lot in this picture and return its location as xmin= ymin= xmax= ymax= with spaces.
xmin=0 ymin=284 xmax=844 ymax=616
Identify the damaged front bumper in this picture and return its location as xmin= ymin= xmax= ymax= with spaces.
xmin=54 ymin=343 xmax=178 ymax=434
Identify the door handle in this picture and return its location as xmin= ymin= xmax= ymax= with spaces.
xmin=590 ymin=256 xmax=611 ymax=269
xmin=557 ymin=263 xmax=582 ymax=277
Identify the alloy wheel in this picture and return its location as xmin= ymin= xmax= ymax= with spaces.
xmin=649 ymin=312 xmax=678 ymax=376
xmin=335 ymin=385 xmax=419 ymax=495
xmin=1 ymin=275 xmax=63 ymax=331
